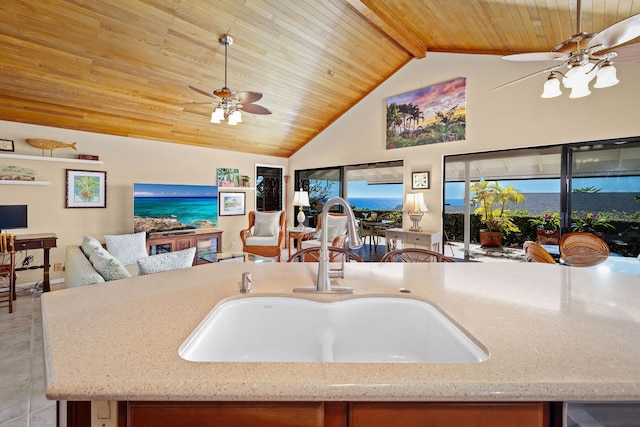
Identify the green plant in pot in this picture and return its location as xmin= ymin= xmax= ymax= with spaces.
xmin=471 ymin=181 xmax=526 ymax=247
xmin=570 ymin=212 xmax=614 ymax=236
xmin=530 ymin=211 xmax=560 ymax=245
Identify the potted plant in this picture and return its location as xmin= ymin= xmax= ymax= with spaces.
xmin=530 ymin=211 xmax=560 ymax=245
xmin=241 ymin=175 xmax=251 ymax=188
xmin=471 ymin=181 xmax=526 ymax=247
xmin=571 ymin=212 xmax=614 ymax=237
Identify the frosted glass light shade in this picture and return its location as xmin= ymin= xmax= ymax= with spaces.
xmin=541 ymin=75 xmax=562 ymax=98
xmin=231 ymin=110 xmax=242 ymax=123
xmin=594 ymin=63 xmax=619 ymax=88
xmin=569 ymin=80 xmax=591 ymax=98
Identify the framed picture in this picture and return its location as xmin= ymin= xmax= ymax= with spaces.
xmin=412 ymin=172 xmax=430 ymax=189
xmin=219 ymin=192 xmax=245 ymax=216
xmin=0 ymin=139 xmax=14 ymax=152
xmin=217 ymin=168 xmax=240 ymax=187
xmin=386 ymin=77 xmax=466 ymax=149
xmin=65 ymin=169 xmax=107 ymax=208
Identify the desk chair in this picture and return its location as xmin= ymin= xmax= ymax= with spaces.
xmin=0 ymin=233 xmax=16 ymax=313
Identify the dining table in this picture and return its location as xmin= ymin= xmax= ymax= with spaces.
xmin=360 ymin=219 xmax=394 ymax=248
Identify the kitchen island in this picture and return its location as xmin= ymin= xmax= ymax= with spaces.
xmin=42 ymin=262 xmax=640 ymax=425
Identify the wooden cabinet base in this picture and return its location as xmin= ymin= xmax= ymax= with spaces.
xmin=66 ymin=400 xmax=557 ymax=427
xmin=350 ymin=402 xmax=550 ymax=427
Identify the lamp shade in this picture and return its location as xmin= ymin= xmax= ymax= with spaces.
xmin=541 ymin=74 xmax=562 ymax=98
xmin=292 ymin=189 xmax=310 ymax=207
xmin=402 ymin=192 xmax=428 ymax=212
xmin=593 ymin=63 xmax=619 ymax=88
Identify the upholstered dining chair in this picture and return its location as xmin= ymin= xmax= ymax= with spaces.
xmin=240 ymin=210 xmax=286 ymax=261
xmin=523 ymin=241 xmax=557 ymax=264
xmin=287 ymin=246 xmax=363 ymax=263
xmin=559 ymin=232 xmax=610 ymax=267
xmin=380 ymin=248 xmax=455 ymax=263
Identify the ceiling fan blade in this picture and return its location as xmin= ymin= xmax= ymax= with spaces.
xmin=609 ymin=42 xmax=640 ymax=62
xmin=236 ymin=91 xmax=263 ymax=103
xmin=188 ymin=85 xmax=219 ymax=99
xmin=240 ymin=103 xmax=272 ymax=115
xmin=491 ymin=63 xmax=566 ymax=92
xmin=177 ymin=101 xmax=214 ymax=106
xmin=587 ymin=13 xmax=640 ymax=51
xmin=503 ymin=52 xmax=569 ymax=62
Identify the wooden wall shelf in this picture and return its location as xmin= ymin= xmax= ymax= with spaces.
xmin=0 ymin=153 xmax=103 ymax=165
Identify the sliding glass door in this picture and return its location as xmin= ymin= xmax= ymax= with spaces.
xmin=566 ymin=140 xmax=640 ymax=256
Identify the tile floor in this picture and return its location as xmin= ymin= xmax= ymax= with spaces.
xmin=0 ymin=290 xmax=56 ymax=427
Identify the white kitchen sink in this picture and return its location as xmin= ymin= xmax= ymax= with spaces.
xmin=179 ymin=296 xmax=488 ymax=363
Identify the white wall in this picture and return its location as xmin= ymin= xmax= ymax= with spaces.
xmin=0 ymin=121 xmax=286 ymax=284
xmin=289 ymin=52 xmax=640 ymax=230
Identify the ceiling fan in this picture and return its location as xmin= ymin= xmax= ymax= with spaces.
xmin=186 ymin=34 xmax=271 ymax=124
xmin=495 ymin=0 xmax=640 ymax=98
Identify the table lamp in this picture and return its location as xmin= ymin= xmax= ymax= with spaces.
xmin=292 ymin=188 xmax=310 ymax=228
xmin=402 ymin=192 xmax=428 ymax=231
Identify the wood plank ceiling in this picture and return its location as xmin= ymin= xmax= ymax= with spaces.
xmin=0 ymin=1 xmax=638 ymax=157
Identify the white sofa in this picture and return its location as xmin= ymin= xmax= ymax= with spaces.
xmin=65 ymin=234 xmax=195 ymax=288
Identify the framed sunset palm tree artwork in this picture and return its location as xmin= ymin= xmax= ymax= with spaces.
xmin=386 ymin=77 xmax=466 ymax=149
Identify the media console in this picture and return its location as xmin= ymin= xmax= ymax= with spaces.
xmin=146 ymin=229 xmax=223 ymax=266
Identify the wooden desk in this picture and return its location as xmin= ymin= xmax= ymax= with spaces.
xmin=12 ymin=233 xmax=58 ymax=294
xmin=384 ymin=228 xmax=441 ymax=252
xmin=287 ymin=227 xmax=315 ymax=257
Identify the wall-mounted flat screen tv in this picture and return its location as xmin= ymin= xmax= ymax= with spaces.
xmin=133 ymin=183 xmax=218 ymax=234
xmin=0 ymin=205 xmax=28 ymax=232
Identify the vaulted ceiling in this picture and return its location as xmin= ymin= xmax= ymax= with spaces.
xmin=1 ymin=1 xmax=639 ymax=157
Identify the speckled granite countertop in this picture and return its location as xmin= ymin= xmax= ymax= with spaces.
xmin=41 ymin=262 xmax=640 ymax=402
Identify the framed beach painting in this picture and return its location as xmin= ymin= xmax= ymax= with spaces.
xmin=217 ymin=168 xmax=240 ymax=187
xmin=65 ymin=169 xmax=107 ymax=208
xmin=219 ymin=192 xmax=245 ymax=216
xmin=386 ymin=77 xmax=466 ymax=149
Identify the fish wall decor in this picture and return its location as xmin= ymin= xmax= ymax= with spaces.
xmin=25 ymin=138 xmax=77 ymax=151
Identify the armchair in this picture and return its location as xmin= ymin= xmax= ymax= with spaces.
xmin=240 ymin=210 xmax=286 ymax=261
xmin=301 ymin=213 xmax=348 ymax=249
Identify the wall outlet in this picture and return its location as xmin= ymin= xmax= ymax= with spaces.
xmin=91 ymin=401 xmax=117 ymax=427
xmin=54 ymin=263 xmax=63 ymax=272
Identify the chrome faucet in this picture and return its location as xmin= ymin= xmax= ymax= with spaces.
xmin=294 ymin=196 xmax=362 ymax=294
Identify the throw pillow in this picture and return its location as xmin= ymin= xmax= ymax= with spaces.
xmin=105 ymin=232 xmax=148 ymax=265
xmin=81 ymin=235 xmax=103 ymax=258
xmin=254 ymin=221 xmax=277 ymax=237
xmin=137 ymin=247 xmax=196 ymax=275
xmin=88 ymin=245 xmax=131 ymax=281
xmin=326 ymin=225 xmax=341 ymax=244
